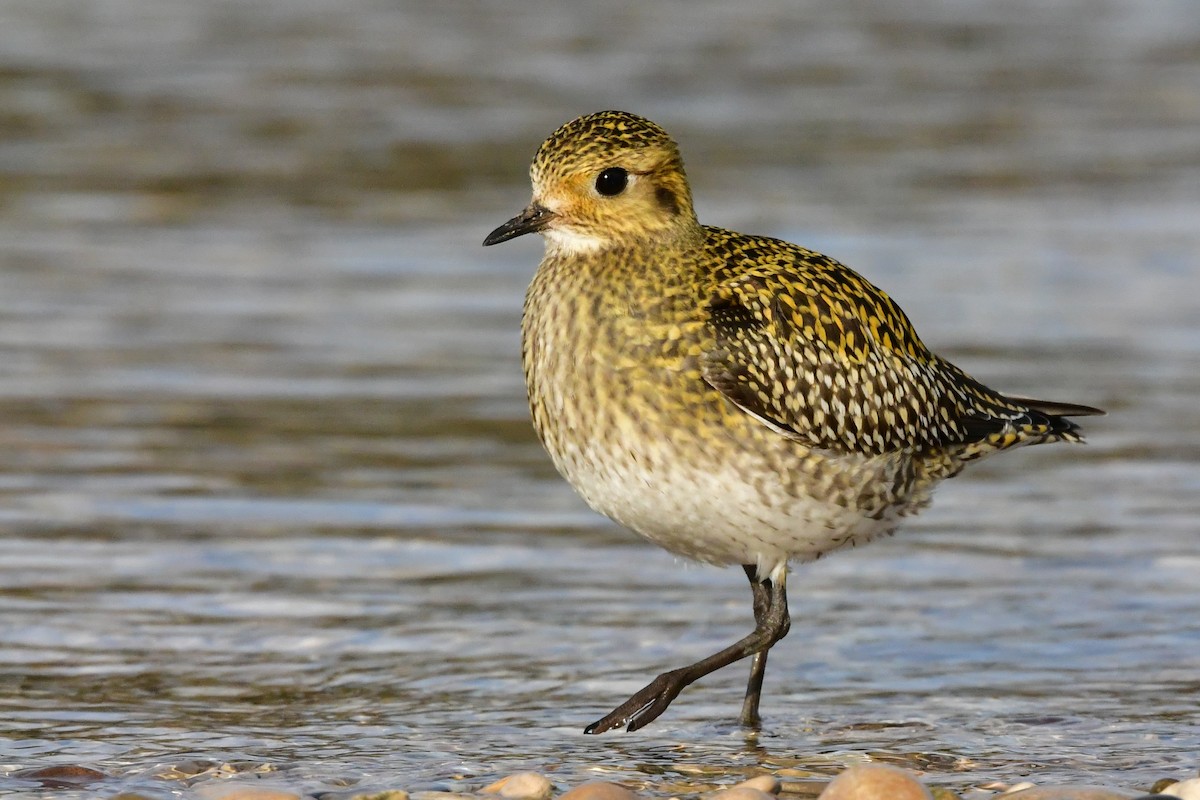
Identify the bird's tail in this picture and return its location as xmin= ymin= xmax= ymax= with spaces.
xmin=922 ymin=396 xmax=1104 ymax=483
xmin=1009 ymin=397 xmax=1106 ymax=444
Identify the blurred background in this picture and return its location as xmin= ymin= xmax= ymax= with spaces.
xmin=1 ymin=1 xmax=1198 ymax=797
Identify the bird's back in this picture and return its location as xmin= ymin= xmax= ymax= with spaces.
xmin=697 ymin=225 xmax=1100 ymax=468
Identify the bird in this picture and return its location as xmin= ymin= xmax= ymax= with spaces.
xmin=482 ymin=110 xmax=1103 ymax=735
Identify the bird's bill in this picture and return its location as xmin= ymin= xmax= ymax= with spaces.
xmin=483 ymin=203 xmax=555 ymax=246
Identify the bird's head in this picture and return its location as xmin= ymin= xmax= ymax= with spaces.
xmin=484 ymin=110 xmax=699 ymax=255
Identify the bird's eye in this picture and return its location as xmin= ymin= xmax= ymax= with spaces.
xmin=595 ymin=167 xmax=629 ymax=197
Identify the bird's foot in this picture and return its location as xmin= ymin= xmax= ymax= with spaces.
xmin=737 ymin=697 xmax=763 ymax=729
xmin=584 ymin=667 xmax=690 ymax=734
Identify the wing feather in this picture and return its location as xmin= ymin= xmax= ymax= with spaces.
xmin=698 ymin=229 xmax=1099 ymax=456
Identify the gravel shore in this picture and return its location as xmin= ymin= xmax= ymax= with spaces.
xmin=9 ymin=762 xmax=1199 ymax=800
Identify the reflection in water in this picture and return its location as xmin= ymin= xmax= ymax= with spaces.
xmin=0 ymin=0 xmax=1198 ymax=796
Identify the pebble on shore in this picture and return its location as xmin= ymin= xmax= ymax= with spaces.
xmin=191 ymin=784 xmax=305 ymax=800
xmin=733 ymin=776 xmax=782 ymax=795
xmin=707 ymin=787 xmax=775 ymax=800
xmin=815 ymin=764 xmax=933 ymax=800
xmin=482 ymin=772 xmax=555 ymax=800
xmin=996 ymin=785 xmax=1143 ymax=799
xmin=1156 ymin=778 xmax=1200 ymax=800
xmin=557 ymin=782 xmax=641 ymax=800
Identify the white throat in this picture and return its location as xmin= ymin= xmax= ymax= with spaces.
xmin=542 ymin=226 xmax=610 ymax=256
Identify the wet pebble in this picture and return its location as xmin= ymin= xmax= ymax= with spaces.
xmin=13 ymin=765 xmax=107 ymax=788
xmin=732 ymin=776 xmax=782 ymax=795
xmin=817 ymin=764 xmax=932 ymax=800
xmin=557 ymin=781 xmax=641 ymax=800
xmin=999 ymin=785 xmax=1141 ymax=799
xmin=482 ymin=772 xmax=554 ymax=800
xmin=191 ymin=784 xmax=304 ymax=800
xmin=708 ymin=787 xmax=776 ymax=800
xmin=157 ymin=761 xmax=275 ymax=782
xmin=408 ymin=783 xmax=464 ymax=794
xmin=177 ymin=760 xmax=218 ymax=773
xmin=1157 ymin=778 xmax=1200 ymax=799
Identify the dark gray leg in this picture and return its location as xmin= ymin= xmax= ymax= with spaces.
xmin=585 ymin=566 xmax=790 ymax=734
xmin=740 ymin=564 xmax=772 ymax=727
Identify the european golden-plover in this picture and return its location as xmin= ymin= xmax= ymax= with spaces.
xmin=483 ymin=110 xmax=1102 ymax=734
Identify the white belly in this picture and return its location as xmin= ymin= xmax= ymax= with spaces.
xmin=551 ymin=429 xmax=909 ymax=577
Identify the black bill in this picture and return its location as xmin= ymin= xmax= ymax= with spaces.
xmin=483 ymin=203 xmax=554 ymax=246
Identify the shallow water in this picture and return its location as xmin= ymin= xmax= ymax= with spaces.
xmin=1 ymin=1 xmax=1199 ymax=797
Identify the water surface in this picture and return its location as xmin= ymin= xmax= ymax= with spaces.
xmin=0 ymin=1 xmax=1198 ymax=797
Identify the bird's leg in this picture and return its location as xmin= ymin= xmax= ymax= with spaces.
xmin=585 ymin=566 xmax=790 ymax=734
xmin=739 ymin=564 xmax=773 ymax=728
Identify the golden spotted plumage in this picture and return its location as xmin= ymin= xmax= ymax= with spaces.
xmin=484 ymin=110 xmax=1102 ymax=734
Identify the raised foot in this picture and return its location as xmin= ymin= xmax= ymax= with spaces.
xmin=583 ymin=667 xmax=690 ymax=734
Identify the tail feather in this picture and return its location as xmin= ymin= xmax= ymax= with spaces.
xmin=1010 ymin=396 xmax=1105 ymax=444
xmin=1008 ymin=397 xmax=1106 ymax=418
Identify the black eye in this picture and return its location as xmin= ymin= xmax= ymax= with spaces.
xmin=595 ymin=167 xmax=628 ymax=197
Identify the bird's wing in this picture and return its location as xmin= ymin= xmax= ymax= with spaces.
xmin=698 ymin=235 xmax=1080 ymax=456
